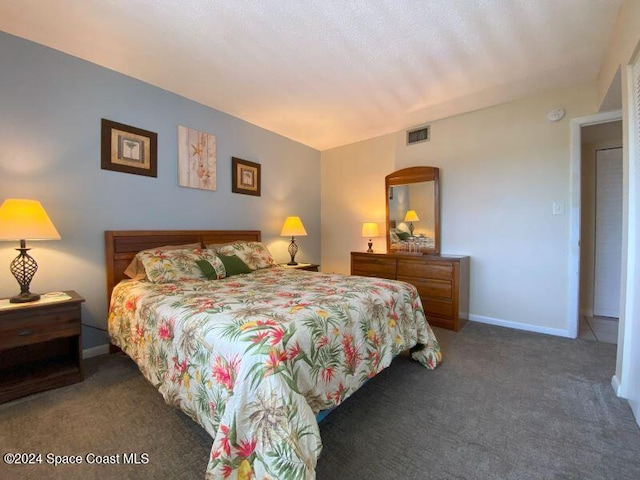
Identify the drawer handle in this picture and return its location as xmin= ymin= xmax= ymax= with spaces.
xmin=17 ymin=329 xmax=34 ymax=337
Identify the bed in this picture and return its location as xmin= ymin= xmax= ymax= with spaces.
xmin=105 ymin=230 xmax=441 ymax=479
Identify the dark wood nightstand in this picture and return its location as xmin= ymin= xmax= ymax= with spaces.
xmin=279 ymin=263 xmax=320 ymax=272
xmin=0 ymin=290 xmax=85 ymax=403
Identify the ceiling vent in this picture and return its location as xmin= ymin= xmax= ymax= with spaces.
xmin=406 ymin=125 xmax=430 ymax=145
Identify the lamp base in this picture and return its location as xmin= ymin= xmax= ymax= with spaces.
xmin=367 ymin=240 xmax=374 ymax=253
xmin=10 ymin=292 xmax=41 ymax=303
xmin=9 ymin=241 xmax=41 ymax=303
xmin=287 ymin=237 xmax=299 ymax=266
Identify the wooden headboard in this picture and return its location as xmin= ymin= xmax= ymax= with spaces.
xmin=105 ymin=229 xmax=261 ymax=300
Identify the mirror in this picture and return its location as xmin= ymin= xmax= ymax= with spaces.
xmin=385 ymin=166 xmax=440 ymax=255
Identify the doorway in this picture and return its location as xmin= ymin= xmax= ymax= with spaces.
xmin=578 ymin=122 xmax=623 ymax=344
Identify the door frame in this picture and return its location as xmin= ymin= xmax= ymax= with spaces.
xmin=568 ymin=109 xmax=622 ymax=339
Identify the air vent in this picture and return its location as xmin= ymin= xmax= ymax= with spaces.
xmin=406 ymin=125 xmax=430 ymax=145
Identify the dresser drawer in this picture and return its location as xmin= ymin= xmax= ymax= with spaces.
xmin=421 ymin=297 xmax=455 ymax=320
xmin=399 ymin=276 xmax=452 ymax=300
xmin=426 ymin=316 xmax=455 ymax=330
xmin=397 ymin=260 xmax=453 ymax=280
xmin=352 ymin=256 xmax=397 ymax=279
xmin=0 ymin=307 xmax=81 ymax=350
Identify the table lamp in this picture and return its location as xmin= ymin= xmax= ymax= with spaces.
xmin=404 ymin=210 xmax=420 ymax=236
xmin=361 ymin=222 xmax=379 ymax=253
xmin=0 ymin=199 xmax=61 ymax=303
xmin=280 ymin=216 xmax=307 ymax=265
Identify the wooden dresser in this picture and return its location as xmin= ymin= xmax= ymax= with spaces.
xmin=351 ymin=252 xmax=470 ymax=331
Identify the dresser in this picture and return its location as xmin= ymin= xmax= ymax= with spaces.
xmin=351 ymin=252 xmax=470 ymax=331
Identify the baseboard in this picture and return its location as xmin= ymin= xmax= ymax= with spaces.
xmin=469 ymin=314 xmax=572 ymax=338
xmin=82 ymin=344 xmax=110 ymax=359
xmin=611 ymin=376 xmax=640 ymax=427
xmin=629 ymin=398 xmax=640 ymax=428
xmin=611 ymin=374 xmax=622 ymax=396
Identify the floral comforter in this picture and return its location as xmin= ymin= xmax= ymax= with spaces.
xmin=108 ymin=267 xmax=441 ymax=479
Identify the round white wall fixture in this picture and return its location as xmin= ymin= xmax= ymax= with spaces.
xmin=546 ymin=107 xmax=565 ymax=122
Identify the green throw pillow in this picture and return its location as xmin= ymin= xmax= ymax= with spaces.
xmin=218 ymin=254 xmax=252 ymax=276
xmin=196 ymin=259 xmax=226 ymax=280
xmin=396 ymin=230 xmax=411 ymax=241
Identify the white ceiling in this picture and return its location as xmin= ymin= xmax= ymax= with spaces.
xmin=0 ymin=0 xmax=622 ymax=151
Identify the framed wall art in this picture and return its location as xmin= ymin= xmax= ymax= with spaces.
xmin=178 ymin=126 xmax=216 ymax=191
xmin=232 ymin=157 xmax=261 ymax=196
xmin=101 ymin=119 xmax=157 ymax=177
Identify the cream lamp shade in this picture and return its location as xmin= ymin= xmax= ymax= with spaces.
xmin=0 ymin=199 xmax=61 ymax=303
xmin=361 ymin=222 xmax=379 ymax=253
xmin=280 ymin=216 xmax=307 ymax=265
xmin=361 ymin=222 xmax=379 ymax=238
xmin=0 ymin=199 xmax=61 ymax=241
xmin=280 ymin=216 xmax=308 ymax=237
xmin=403 ymin=210 xmax=420 ymax=223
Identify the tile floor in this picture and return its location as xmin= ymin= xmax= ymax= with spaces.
xmin=578 ymin=315 xmax=619 ymax=344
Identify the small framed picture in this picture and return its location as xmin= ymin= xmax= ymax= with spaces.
xmin=232 ymin=157 xmax=261 ymax=196
xmin=101 ymin=119 xmax=157 ymax=177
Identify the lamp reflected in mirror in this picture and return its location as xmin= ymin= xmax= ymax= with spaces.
xmin=403 ymin=210 xmax=419 ymax=236
xmin=361 ymin=222 xmax=379 ymax=253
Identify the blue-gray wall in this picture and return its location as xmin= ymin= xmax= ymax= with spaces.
xmin=0 ymin=32 xmax=321 ymax=350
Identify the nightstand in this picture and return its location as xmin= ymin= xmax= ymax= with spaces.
xmin=279 ymin=263 xmax=320 ymax=272
xmin=0 ymin=290 xmax=85 ymax=403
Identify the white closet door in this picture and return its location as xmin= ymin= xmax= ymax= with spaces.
xmin=594 ymin=147 xmax=623 ymax=317
xmin=625 ymin=32 xmax=640 ymax=427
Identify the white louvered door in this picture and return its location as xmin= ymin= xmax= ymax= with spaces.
xmin=594 ymin=147 xmax=623 ymax=317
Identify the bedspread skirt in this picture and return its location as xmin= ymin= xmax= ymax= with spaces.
xmin=108 ymin=268 xmax=441 ymax=479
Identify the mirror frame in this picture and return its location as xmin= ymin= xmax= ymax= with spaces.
xmin=385 ymin=166 xmax=440 ymax=255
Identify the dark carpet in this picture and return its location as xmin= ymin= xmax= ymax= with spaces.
xmin=1 ymin=322 xmax=638 ymax=480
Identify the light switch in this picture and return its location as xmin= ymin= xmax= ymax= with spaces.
xmin=552 ymin=202 xmax=565 ymax=215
